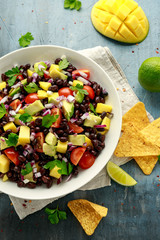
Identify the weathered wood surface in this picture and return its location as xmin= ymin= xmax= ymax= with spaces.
xmin=0 ymin=0 xmax=160 ymax=239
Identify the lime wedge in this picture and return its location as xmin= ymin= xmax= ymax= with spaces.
xmin=106 ymin=161 xmax=137 ymax=186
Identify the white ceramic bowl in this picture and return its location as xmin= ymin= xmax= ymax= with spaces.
xmin=0 ymin=45 xmax=122 ymax=200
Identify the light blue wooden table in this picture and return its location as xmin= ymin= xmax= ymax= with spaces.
xmin=0 ymin=0 xmax=160 ymax=239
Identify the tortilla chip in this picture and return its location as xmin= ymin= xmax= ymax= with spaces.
xmin=140 ymin=117 xmax=160 ymax=148
xmin=68 ymin=199 xmax=108 ymax=235
xmin=122 ymin=102 xmax=150 ymax=131
xmin=134 ymin=156 xmax=158 ymax=175
xmin=114 ymin=123 xmax=160 ymax=157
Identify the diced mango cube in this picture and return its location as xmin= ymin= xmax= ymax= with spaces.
xmin=18 ymin=109 xmax=25 ymax=114
xmin=3 ymin=122 xmax=17 ymax=133
xmin=49 ymin=64 xmax=60 ymax=73
xmin=37 ymin=90 xmax=48 ymax=99
xmin=96 ymin=103 xmax=112 ymax=113
xmin=0 ymin=82 xmax=6 ymax=90
xmin=18 ymin=126 xmax=30 ymax=146
xmin=109 ymin=16 xmax=122 ymax=31
xmin=0 ymin=154 xmax=10 ymax=173
xmin=2 ymin=174 xmax=8 ymax=182
xmin=56 ymin=140 xmax=68 ymax=153
xmin=39 ymin=82 xmax=51 ymax=91
xmin=72 ymin=80 xmax=84 ymax=87
xmin=50 ymin=166 xmax=61 ymax=179
xmin=117 ymin=5 xmax=131 ymax=21
xmin=27 ymin=69 xmax=34 ymax=77
xmin=85 ymin=136 xmax=93 ymax=148
xmin=101 ymin=117 xmax=111 ymax=130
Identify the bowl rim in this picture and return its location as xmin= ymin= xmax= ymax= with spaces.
xmin=0 ymin=45 xmax=122 ymax=200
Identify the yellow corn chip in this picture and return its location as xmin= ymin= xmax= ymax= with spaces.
xmin=134 ymin=156 xmax=158 ymax=175
xmin=68 ymin=199 xmax=108 ymax=235
xmin=114 ymin=123 xmax=160 ymax=157
xmin=122 ymin=102 xmax=150 ymax=131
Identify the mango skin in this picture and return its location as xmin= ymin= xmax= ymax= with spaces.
xmin=91 ymin=0 xmax=149 ymax=44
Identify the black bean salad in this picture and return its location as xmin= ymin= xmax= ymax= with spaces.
xmin=0 ymin=56 xmax=113 ymax=189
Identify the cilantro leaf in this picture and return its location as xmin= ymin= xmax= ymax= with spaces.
xmin=58 ymin=160 xmax=68 ymax=175
xmin=0 ymin=103 xmax=7 ymax=119
xmin=64 ymin=0 xmax=82 ymax=11
xmin=70 ymin=84 xmax=88 ymax=95
xmin=5 ymin=133 xmax=18 ymax=147
xmin=68 ymin=162 xmax=73 ymax=175
xmin=75 ymin=1 xmax=81 ymax=10
xmin=58 ymin=58 xmax=70 ymax=70
xmin=5 ymin=66 xmax=20 ymax=86
xmin=42 ymin=114 xmax=59 ymax=128
xmin=21 ymin=162 xmax=33 ymax=176
xmin=89 ymin=103 xmax=98 ymax=116
xmin=44 ymin=160 xmax=71 ymax=176
xmin=19 ymin=113 xmax=33 ymax=123
xmin=43 ymin=160 xmax=61 ymax=170
xmin=45 ymin=206 xmax=67 ymax=224
xmin=24 ymin=82 xmax=39 ymax=93
xmin=18 ymin=32 xmax=34 ymax=47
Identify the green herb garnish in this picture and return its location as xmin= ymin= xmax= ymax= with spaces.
xmin=44 ymin=160 xmax=72 ymax=175
xmin=42 ymin=114 xmax=59 ymax=128
xmin=70 ymin=84 xmax=88 ymax=95
xmin=89 ymin=103 xmax=98 ymax=116
xmin=45 ymin=206 xmax=67 ymax=224
xmin=21 ymin=162 xmax=33 ymax=176
xmin=5 ymin=66 xmax=21 ymax=86
xmin=19 ymin=113 xmax=33 ymax=123
xmin=64 ymin=0 xmax=81 ymax=11
xmin=18 ymin=32 xmax=34 ymax=47
xmin=6 ymin=133 xmax=18 ymax=147
xmin=0 ymin=103 xmax=7 ymax=119
xmin=24 ymin=82 xmax=39 ymax=93
xmin=58 ymin=58 xmax=70 ymax=70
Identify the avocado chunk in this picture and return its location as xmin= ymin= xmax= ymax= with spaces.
xmin=75 ymin=91 xmax=84 ymax=103
xmin=49 ymin=65 xmax=67 ymax=80
xmin=48 ymin=92 xmax=59 ymax=105
xmin=45 ymin=132 xmax=57 ymax=146
xmin=25 ymin=100 xmax=44 ymax=115
xmin=62 ymin=100 xmax=74 ymax=121
xmin=68 ymin=135 xmax=85 ymax=146
xmin=0 ymin=137 xmax=8 ymax=150
xmin=84 ymin=113 xmax=102 ymax=127
xmin=9 ymin=79 xmax=27 ymax=97
xmin=43 ymin=143 xmax=57 ymax=157
xmin=34 ymin=61 xmax=47 ymax=77
xmin=24 ymin=171 xmax=36 ymax=183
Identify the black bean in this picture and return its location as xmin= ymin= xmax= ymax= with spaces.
xmin=97 ymin=128 xmax=105 ymax=132
xmin=56 ymin=79 xmax=63 ymax=86
xmin=35 ymin=118 xmax=42 ymax=126
xmin=97 ymin=133 xmax=105 ymax=142
xmin=43 ymin=128 xmax=49 ymax=135
xmin=75 ymin=103 xmax=80 ymax=109
xmin=42 ymin=175 xmax=51 ymax=184
xmin=18 ymin=155 xmax=26 ymax=162
xmin=46 ymin=179 xmax=53 ymax=188
xmin=55 ymin=58 xmax=62 ymax=64
xmin=56 ymin=129 xmax=64 ymax=136
xmin=100 ymin=97 xmax=105 ymax=103
xmin=7 ymin=171 xmax=12 ymax=178
xmin=85 ymin=96 xmax=90 ymax=102
xmin=80 ymin=105 xmax=86 ymax=112
xmin=33 ymin=152 xmax=39 ymax=161
xmin=35 ymin=127 xmax=40 ymax=133
xmin=76 ymin=119 xmax=83 ymax=125
xmin=92 ymin=140 xmax=99 ymax=148
xmin=95 ymin=145 xmax=102 ymax=151
xmin=14 ymin=166 xmax=20 ymax=173
xmin=62 ymin=79 xmax=68 ymax=87
xmin=22 ymin=71 xmax=28 ymax=78
xmin=59 ymin=136 xmax=68 ymax=142
xmin=1 ymin=73 xmax=8 ymax=82
xmin=24 ymin=64 xmax=31 ymax=70
xmin=17 ymin=181 xmax=25 ymax=188
xmin=91 ymin=150 xmax=97 ymax=156
xmin=96 ymin=88 xmax=101 ymax=96
xmin=101 ymin=111 xmax=107 ymax=119
xmin=48 ymin=85 xmax=58 ymax=92
xmin=86 ymin=146 xmax=92 ymax=151
xmin=27 ymin=77 xmax=32 ymax=83
xmin=90 ymin=133 xmax=97 ymax=140
xmin=95 ymin=96 xmax=101 ymax=103
xmin=27 ymin=182 xmax=37 ymax=189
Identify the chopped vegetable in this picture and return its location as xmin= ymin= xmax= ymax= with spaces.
xmin=18 ymin=32 xmax=34 ymax=47
xmin=45 ymin=206 xmax=67 ymax=224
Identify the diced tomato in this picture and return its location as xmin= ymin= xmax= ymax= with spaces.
xmin=10 ymin=99 xmax=22 ymax=111
xmin=44 ymin=71 xmax=50 ymax=79
xmin=72 ymin=69 xmax=90 ymax=80
xmin=70 ymin=147 xmax=86 ymax=165
xmin=58 ymin=87 xmax=73 ymax=97
xmin=16 ymin=74 xmax=24 ymax=81
xmin=4 ymin=147 xmax=20 ymax=165
xmin=34 ymin=132 xmax=45 ymax=153
xmin=25 ymin=93 xmax=39 ymax=104
xmin=51 ymin=108 xmax=62 ymax=128
xmin=83 ymin=86 xmax=95 ymax=100
xmin=78 ymin=151 xmax=96 ymax=169
xmin=68 ymin=121 xmax=84 ymax=134
xmin=0 ymin=96 xmax=3 ymax=101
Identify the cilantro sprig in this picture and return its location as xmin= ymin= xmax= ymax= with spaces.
xmin=70 ymin=84 xmax=88 ymax=95
xmin=24 ymin=82 xmax=39 ymax=93
xmin=5 ymin=66 xmax=21 ymax=86
xmin=18 ymin=32 xmax=34 ymax=47
xmin=42 ymin=114 xmax=59 ymax=128
xmin=64 ymin=0 xmax=81 ymax=11
xmin=44 ymin=160 xmax=73 ymax=175
xmin=21 ymin=162 xmax=33 ymax=176
xmin=45 ymin=206 xmax=67 ymax=224
xmin=19 ymin=113 xmax=33 ymax=123
xmin=89 ymin=103 xmax=98 ymax=116
xmin=58 ymin=58 xmax=70 ymax=70
xmin=6 ymin=133 xmax=18 ymax=147
xmin=0 ymin=103 xmax=7 ymax=119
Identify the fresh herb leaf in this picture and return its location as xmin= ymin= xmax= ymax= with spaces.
xmin=44 ymin=160 xmax=71 ymax=176
xmin=24 ymin=82 xmax=39 ymax=93
xmin=18 ymin=32 xmax=34 ymax=47
xmin=21 ymin=162 xmax=33 ymax=176
xmin=68 ymin=162 xmax=73 ymax=175
xmin=19 ymin=113 xmax=33 ymax=123
xmin=45 ymin=206 xmax=67 ymax=224
xmin=58 ymin=160 xmax=68 ymax=175
xmin=89 ymin=103 xmax=98 ymax=116
xmin=6 ymin=133 xmax=18 ymax=147
xmin=5 ymin=66 xmax=20 ymax=87
xmin=70 ymin=84 xmax=88 ymax=95
xmin=42 ymin=114 xmax=59 ymax=128
xmin=43 ymin=160 xmax=61 ymax=170
xmin=0 ymin=103 xmax=7 ymax=119
xmin=64 ymin=0 xmax=81 ymax=11
xmin=58 ymin=58 xmax=70 ymax=70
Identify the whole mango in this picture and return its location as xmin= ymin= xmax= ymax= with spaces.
xmin=91 ymin=0 xmax=149 ymax=44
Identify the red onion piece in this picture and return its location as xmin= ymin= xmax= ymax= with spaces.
xmin=44 ymin=103 xmax=54 ymax=109
xmin=70 ymin=118 xmax=77 ymax=123
xmin=81 ymin=112 xmax=90 ymax=120
xmin=57 ymin=176 xmax=62 ymax=185
xmin=48 ymin=79 xmax=53 ymax=83
xmin=5 ymin=104 xmax=9 ymax=109
xmin=15 ymin=103 xmax=22 ymax=113
xmin=94 ymin=125 xmax=106 ymax=128
xmin=23 ymin=150 xmax=28 ymax=157
xmin=20 ymin=174 xmax=24 ymax=181
xmin=0 ymin=96 xmax=8 ymax=104
xmin=42 ymin=109 xmax=51 ymax=116
xmin=68 ymin=145 xmax=77 ymax=151
xmin=67 ymin=95 xmax=75 ymax=103
xmin=38 ymin=64 xmax=45 ymax=71
xmin=12 ymin=93 xmax=21 ymax=100
xmin=78 ymin=70 xmax=88 ymax=79
xmin=62 ymin=157 xmax=68 ymax=162
xmin=35 ymin=172 xmax=41 ymax=178
xmin=77 ymin=76 xmax=91 ymax=85
xmin=65 ymin=173 xmax=73 ymax=182
xmin=0 ymin=138 xmax=5 ymax=142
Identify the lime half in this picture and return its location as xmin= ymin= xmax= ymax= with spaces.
xmin=106 ymin=161 xmax=137 ymax=187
